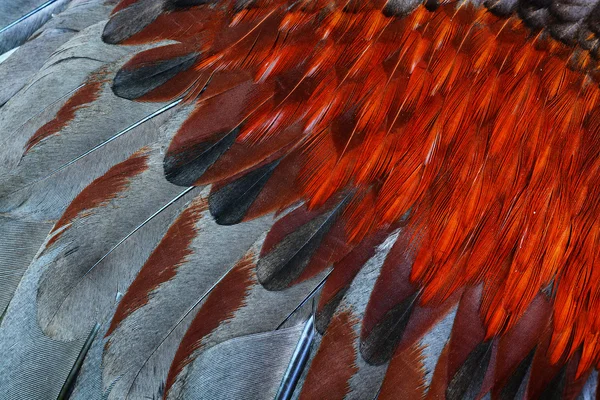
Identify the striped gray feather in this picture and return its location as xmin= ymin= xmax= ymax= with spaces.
xmin=0 ymin=23 xmax=158 ymax=201
xmin=36 ymin=144 xmax=193 ymax=339
xmin=0 ymin=227 xmax=85 ymax=400
xmin=0 ymin=23 xmax=175 ymax=321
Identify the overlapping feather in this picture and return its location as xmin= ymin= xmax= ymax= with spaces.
xmin=96 ymin=0 xmax=600 ymax=397
xmin=3 ymin=0 xmax=600 ymax=398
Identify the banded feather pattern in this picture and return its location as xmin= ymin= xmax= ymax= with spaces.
xmin=2 ymin=0 xmax=600 ymax=398
xmin=107 ymin=0 xmax=600 ymax=378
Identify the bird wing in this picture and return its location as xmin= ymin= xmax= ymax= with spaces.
xmin=1 ymin=0 xmax=600 ymax=399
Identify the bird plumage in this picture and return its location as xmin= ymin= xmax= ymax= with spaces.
xmin=1 ymin=0 xmax=600 ymax=398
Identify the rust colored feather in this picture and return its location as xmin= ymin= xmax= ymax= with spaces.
xmin=447 ymin=286 xmax=488 ymax=381
xmin=378 ymin=342 xmax=427 ymax=399
xmin=361 ymin=230 xmax=417 ymax=343
xmin=298 ymin=309 xmax=359 ymax=400
xmin=396 ymin=291 xmax=461 ymax=353
xmin=46 ymin=149 xmax=150 ymax=249
xmin=25 ymin=73 xmax=107 ymax=153
xmin=120 ymin=7 xmax=217 ymax=45
xmin=106 ymin=196 xmax=207 ymax=336
xmin=242 ymin=148 xmax=305 ymax=220
xmin=316 ymin=229 xmax=392 ymax=333
xmin=108 ymin=0 xmax=600 ymax=380
xmin=492 ymin=293 xmax=552 ymax=397
xmin=114 ymin=42 xmax=205 ymax=102
xmin=163 ymin=251 xmax=255 ymax=397
xmin=425 ymin=342 xmax=451 ymax=400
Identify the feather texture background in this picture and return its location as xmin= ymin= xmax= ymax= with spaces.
xmin=1 ymin=0 xmax=600 ymax=398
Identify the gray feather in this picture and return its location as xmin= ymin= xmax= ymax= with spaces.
xmin=167 ymin=238 xmax=329 ymax=399
xmin=59 ymin=323 xmax=101 ymax=399
xmin=578 ymin=369 xmax=598 ymax=400
xmin=383 ymin=0 xmax=424 ymax=16
xmin=0 ymin=216 xmax=52 ymax=316
xmin=0 ymin=28 xmax=76 ymax=108
xmin=0 ymin=0 xmax=116 ymax=107
xmin=0 ymin=0 xmax=71 ymax=55
xmin=0 ymin=101 xmax=176 ymax=320
xmin=36 ymin=145 xmax=192 ymax=339
xmin=0 ymin=25 xmax=177 ymax=326
xmin=0 ymin=23 xmax=158 ymax=203
xmin=275 ymin=316 xmax=315 ymax=400
xmin=69 ymin=322 xmax=108 ymax=400
xmin=102 ymin=202 xmax=272 ymax=399
xmin=551 ymin=0 xmax=596 ymax=21
xmin=0 ymin=22 xmax=191 ymax=400
xmin=177 ymin=324 xmax=307 ymax=400
xmin=0 ymin=235 xmax=87 ymax=400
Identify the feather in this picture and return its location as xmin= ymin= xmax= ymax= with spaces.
xmin=58 ymin=322 xmax=101 ymax=399
xmin=101 ymin=0 xmax=165 ymax=44
xmin=0 ymin=0 xmax=71 ymax=55
xmin=360 ymin=230 xmax=419 ymax=365
xmin=0 ymin=29 xmax=77 ymax=108
xmin=171 ymin=322 xmax=310 ymax=400
xmin=0 ymin=0 xmax=115 ymax=107
xmin=316 ymin=228 xmax=393 ymax=334
xmin=377 ymin=304 xmax=458 ymax=399
xmin=444 ymin=286 xmax=492 ymax=400
xmin=0 ymin=17 xmax=191 ymax=399
xmin=4 ymin=0 xmax=600 ymax=399
xmin=0 ymin=322 xmax=90 ymax=400
xmin=0 ymin=22 xmax=159 ymax=200
xmin=163 ymin=73 xmax=275 ymax=185
xmin=163 ymin=240 xmax=327 ymax=399
xmin=112 ymin=46 xmax=200 ymax=100
xmin=492 ymin=293 xmax=552 ymax=398
xmin=102 ymin=199 xmax=271 ymax=399
xmin=68 ymin=322 xmax=109 ymax=400
xmin=0 ymin=22 xmax=172 ymax=319
xmin=98 ymin=2 xmax=600 ymax=396
xmin=257 ymin=195 xmax=351 ymax=291
xmin=275 ymin=316 xmax=315 ymax=400
xmin=36 ymin=146 xmax=199 ymax=339
xmin=0 ymin=216 xmax=52 ymax=316
xmin=297 ymin=230 xmax=401 ymax=399
xmin=208 ymin=158 xmax=281 ymax=225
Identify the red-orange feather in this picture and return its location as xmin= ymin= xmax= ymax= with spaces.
xmin=107 ymin=0 xmax=600 ymax=393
